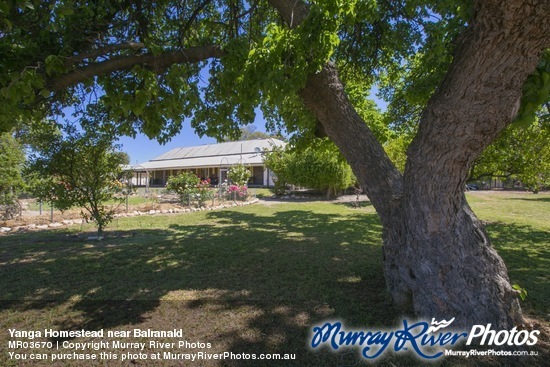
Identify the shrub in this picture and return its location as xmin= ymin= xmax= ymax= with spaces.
xmin=196 ymin=179 xmax=215 ymax=207
xmin=263 ymin=140 xmax=354 ymax=198
xmin=0 ymin=132 xmax=25 ymax=219
xmin=166 ymin=172 xmax=200 ymax=205
xmin=227 ymin=164 xmax=251 ymax=186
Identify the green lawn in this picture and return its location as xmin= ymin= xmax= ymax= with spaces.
xmin=0 ymin=192 xmax=548 ymax=366
xmin=466 ymin=191 xmax=549 ymax=319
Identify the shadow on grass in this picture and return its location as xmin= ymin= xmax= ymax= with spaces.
xmin=485 ymin=222 xmax=550 ymax=318
xmin=0 ymin=207 xmax=401 ymax=365
xmin=333 ymin=200 xmax=373 ymax=209
xmin=1 ymin=207 xmax=547 ymax=366
xmin=507 ymin=196 xmax=550 ymax=203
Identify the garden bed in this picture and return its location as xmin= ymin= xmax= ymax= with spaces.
xmin=0 ymin=197 xmax=260 ymax=233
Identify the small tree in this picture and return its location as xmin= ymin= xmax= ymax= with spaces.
xmin=0 ymin=132 xmax=25 ymax=219
xmin=166 ymin=172 xmax=200 ymax=206
xmin=26 ymin=125 xmax=127 ymax=236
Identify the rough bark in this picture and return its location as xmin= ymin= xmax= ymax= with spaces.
xmin=298 ymin=63 xmax=403 ymax=221
xmin=290 ymin=0 xmax=549 ymax=328
xmin=267 ymin=0 xmax=309 ymax=28
xmin=394 ymin=0 xmax=550 ymax=328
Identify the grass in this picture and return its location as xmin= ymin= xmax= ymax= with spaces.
xmin=248 ymin=187 xmax=275 ymax=198
xmin=0 ymin=192 xmax=548 ymax=366
xmin=466 ymin=191 xmax=550 ymax=319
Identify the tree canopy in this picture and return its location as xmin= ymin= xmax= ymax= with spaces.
xmin=0 ymin=1 xmax=488 ymax=140
xmin=1 ymin=1 xmax=546 ymax=183
xmin=471 ymin=115 xmax=550 ymax=192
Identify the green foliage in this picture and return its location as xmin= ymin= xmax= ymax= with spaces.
xmin=227 ymin=163 xmax=252 ymax=186
xmin=113 ymin=151 xmax=131 ymax=166
xmin=472 ymin=118 xmax=550 ymax=192
xmin=26 ymin=125 xmax=127 ymax=235
xmin=345 ymin=80 xmax=389 ymax=143
xmin=264 ymin=139 xmax=355 ymax=197
xmin=379 ymin=7 xmax=467 ymax=132
xmin=262 ymin=145 xmax=289 ymax=195
xmin=196 ymin=179 xmax=215 ymax=207
xmin=166 ymin=172 xmax=200 ymax=205
xmin=514 ymin=50 xmax=550 ymax=128
xmin=375 ymin=10 xmax=549 ymax=188
xmin=0 ymin=0 xmax=546 ymax=142
xmin=166 ymin=173 xmax=215 ymax=207
xmin=16 ymin=119 xmax=63 ymax=152
xmin=99 ymin=63 xmax=203 ymax=142
xmin=384 ymin=133 xmax=414 ymax=173
xmin=0 ymin=0 xmax=421 ymax=143
xmin=512 ymin=284 xmax=528 ymax=302
xmin=0 ymin=132 xmax=25 ymax=218
xmin=0 ymin=0 xmax=548 ymax=201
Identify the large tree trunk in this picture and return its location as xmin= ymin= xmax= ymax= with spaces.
xmin=298 ymin=62 xmax=524 ymax=328
xmin=296 ymin=0 xmax=549 ymax=328
xmin=394 ymin=0 xmax=548 ymax=328
xmin=388 ymin=197 xmax=522 ymax=329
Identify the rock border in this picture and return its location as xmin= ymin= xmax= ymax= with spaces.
xmin=0 ymin=199 xmax=260 ymax=234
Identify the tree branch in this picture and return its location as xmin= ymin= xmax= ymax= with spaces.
xmin=68 ymin=42 xmax=146 ymax=63
xmin=405 ymin=0 xmax=550 ymax=196
xmin=299 ymin=64 xmax=403 ymax=222
xmin=179 ymin=0 xmax=214 ymax=41
xmin=267 ymin=0 xmax=309 ymax=28
xmin=268 ymin=0 xmax=403 ymax=221
xmin=48 ymin=45 xmax=224 ymax=91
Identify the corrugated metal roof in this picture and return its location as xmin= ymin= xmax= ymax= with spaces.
xmin=150 ymin=138 xmax=285 ymax=161
xmin=134 ymin=138 xmax=285 ymax=171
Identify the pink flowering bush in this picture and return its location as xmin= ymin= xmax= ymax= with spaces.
xmin=196 ymin=178 xmax=214 ymax=206
xmin=227 ymin=184 xmax=248 ymax=200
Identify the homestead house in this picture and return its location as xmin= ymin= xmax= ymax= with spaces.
xmin=131 ymin=138 xmax=285 ymax=188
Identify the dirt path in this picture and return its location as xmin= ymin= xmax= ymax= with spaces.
xmin=258 ymin=194 xmax=370 ymax=206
